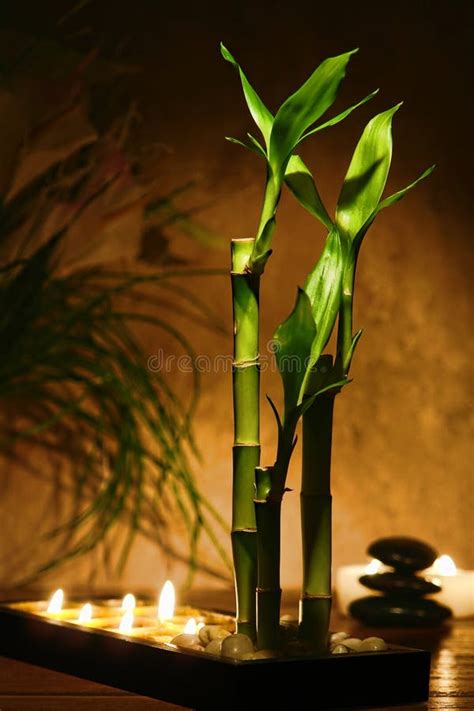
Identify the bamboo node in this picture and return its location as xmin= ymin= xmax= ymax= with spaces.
xmin=231 ymin=527 xmax=258 ymax=534
xmin=232 ymin=356 xmax=260 ymax=368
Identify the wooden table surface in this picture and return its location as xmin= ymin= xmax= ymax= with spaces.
xmin=0 ymin=589 xmax=472 ymax=710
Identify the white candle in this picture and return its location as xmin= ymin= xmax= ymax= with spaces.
xmin=426 ymin=555 xmax=474 ymax=618
xmin=158 ymin=580 xmax=175 ymax=622
xmin=47 ymin=589 xmax=64 ymax=614
xmin=121 ymin=593 xmax=136 ymax=612
xmin=78 ymin=603 xmax=93 ymax=624
xmin=335 ymin=560 xmax=386 ymax=615
xmin=119 ymin=609 xmax=134 ymax=633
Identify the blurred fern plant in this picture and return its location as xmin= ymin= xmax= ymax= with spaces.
xmin=0 ymin=45 xmax=230 ymax=586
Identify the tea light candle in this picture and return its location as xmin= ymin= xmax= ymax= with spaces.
xmin=158 ymin=580 xmax=175 ymax=622
xmin=122 ymin=593 xmax=136 ymax=612
xmin=183 ymin=617 xmax=197 ymax=634
xmin=119 ymin=609 xmax=134 ymax=633
xmin=78 ymin=603 xmax=93 ymax=624
xmin=47 ymin=589 xmax=64 ymax=614
xmin=426 ymin=555 xmax=474 ymax=618
xmin=335 ymin=560 xmax=386 ymax=615
xmin=29 ymin=580 xmax=234 ymax=643
xmin=42 ymin=589 xmax=85 ymax=620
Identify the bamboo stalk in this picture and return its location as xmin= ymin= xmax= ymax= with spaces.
xmin=299 ymin=355 xmax=335 ymax=652
xmin=231 ymin=238 xmax=260 ymax=640
xmin=337 ymin=259 xmax=356 ymax=374
xmin=255 ymin=466 xmax=281 ymax=650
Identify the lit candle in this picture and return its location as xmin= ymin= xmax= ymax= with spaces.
xmin=78 ymin=603 xmax=93 ymax=624
xmin=47 ymin=589 xmax=64 ymax=614
xmin=425 ymin=555 xmax=474 ymax=618
xmin=43 ymin=589 xmax=89 ymax=620
xmin=158 ymin=580 xmax=175 ymax=622
xmin=183 ymin=617 xmax=197 ymax=634
xmin=5 ymin=589 xmax=237 ymax=648
xmin=335 ymin=560 xmax=386 ymax=615
xmin=121 ymin=593 xmax=136 ymax=612
xmin=119 ymin=609 xmax=134 ymax=633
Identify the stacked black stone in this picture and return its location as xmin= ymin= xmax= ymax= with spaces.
xmin=349 ymin=537 xmax=452 ymax=626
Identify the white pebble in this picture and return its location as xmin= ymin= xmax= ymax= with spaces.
xmin=199 ymin=625 xmax=231 ymax=645
xmin=170 ymin=633 xmax=203 ymax=650
xmin=343 ymin=637 xmax=362 ymax=651
xmin=359 ymin=636 xmax=387 ymax=652
xmin=221 ymin=633 xmax=254 ymax=659
xmin=332 ymin=644 xmax=349 ymax=654
xmin=330 ymin=631 xmax=350 ymax=644
xmin=204 ymin=638 xmax=224 ymax=655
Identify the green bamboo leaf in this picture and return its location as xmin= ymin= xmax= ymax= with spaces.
xmin=294 ymin=228 xmax=344 ymax=400
xmin=266 ymin=394 xmax=283 ymax=437
xmin=344 ymin=328 xmax=363 ymax=372
xmin=220 ymin=43 xmax=274 ymax=148
xmin=297 ymin=89 xmax=379 ymax=145
xmin=247 ymin=133 xmax=267 ymax=158
xmin=273 ymin=288 xmax=316 ymax=416
xmin=269 ymin=49 xmax=357 ymax=174
xmin=303 ymin=228 xmax=342 ymax=310
xmin=336 ymin=104 xmax=402 ymax=242
xmin=378 ymin=165 xmax=435 ymax=211
xmin=225 ymin=135 xmax=265 ymax=158
xmin=297 ymin=377 xmax=351 ymax=418
xmin=285 ymin=155 xmax=332 ymax=231
xmin=351 ymin=164 xmax=436 ymax=254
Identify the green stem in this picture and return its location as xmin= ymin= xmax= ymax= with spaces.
xmin=256 ymin=172 xmax=280 ymax=238
xmin=299 ymin=355 xmax=335 ymax=653
xmin=231 ymin=238 xmax=260 ymax=640
xmin=249 ymin=170 xmax=282 ymax=273
xmin=270 ymin=410 xmax=298 ymax=501
xmin=255 ymin=466 xmax=281 ymax=650
xmin=337 ymin=258 xmax=356 ymax=374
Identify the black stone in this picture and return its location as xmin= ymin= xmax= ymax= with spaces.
xmin=359 ymin=572 xmax=441 ymax=597
xmin=368 ymin=537 xmax=437 ymax=572
xmin=349 ymin=596 xmax=452 ymax=627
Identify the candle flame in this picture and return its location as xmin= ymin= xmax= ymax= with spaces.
xmin=432 ymin=555 xmax=457 ymax=576
xmin=183 ymin=617 xmax=197 ymax=634
xmin=119 ymin=609 xmax=134 ymax=633
xmin=121 ymin=593 xmax=136 ymax=611
xmin=365 ymin=559 xmax=383 ymax=575
xmin=158 ymin=580 xmax=175 ymax=621
xmin=78 ymin=603 xmax=92 ymax=624
xmin=47 ymin=589 xmax=64 ymax=613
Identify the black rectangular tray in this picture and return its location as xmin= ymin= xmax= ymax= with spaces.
xmin=0 ymin=602 xmax=431 ymax=710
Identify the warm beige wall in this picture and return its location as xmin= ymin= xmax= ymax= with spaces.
xmin=1 ymin=0 xmax=472 ymax=594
